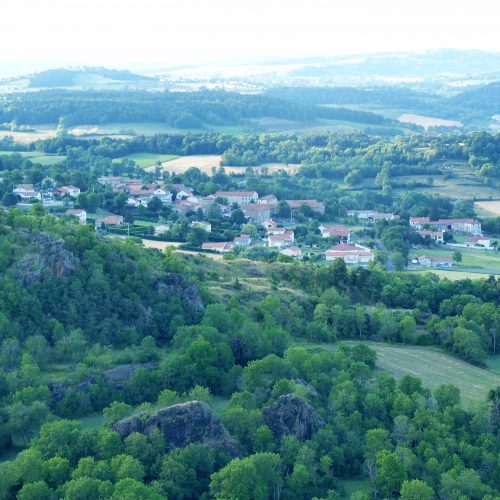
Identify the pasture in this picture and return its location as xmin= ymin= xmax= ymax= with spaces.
xmin=475 ymin=200 xmax=500 ymax=217
xmin=114 ymin=152 xmax=179 ymax=168
xmin=305 ymin=341 xmax=500 ymax=409
xmin=0 ymin=149 xmax=66 ymax=164
xmin=398 ymin=113 xmax=463 ymax=129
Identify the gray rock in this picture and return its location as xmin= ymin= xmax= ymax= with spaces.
xmin=264 ymin=394 xmax=325 ymax=440
xmin=102 ymin=363 xmax=154 ymax=389
xmin=113 ymin=400 xmax=237 ymax=453
xmin=157 ymin=274 xmax=204 ymax=312
xmin=14 ymin=230 xmax=80 ymax=285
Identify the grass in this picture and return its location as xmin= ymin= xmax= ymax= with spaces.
xmin=339 ymin=479 xmax=372 ymax=499
xmin=0 ymin=150 xmax=66 ymax=164
xmin=300 ymin=341 xmax=500 ymax=409
xmin=114 ymin=152 xmax=179 ymax=168
xmin=411 ymin=269 xmax=496 ymax=281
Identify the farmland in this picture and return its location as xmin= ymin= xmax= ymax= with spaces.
xmin=0 ymin=150 xmax=66 ymax=164
xmin=113 ymin=152 xmax=179 ymax=168
xmin=475 ymin=200 xmax=500 ymax=217
xmin=305 ymin=341 xmax=500 ymax=410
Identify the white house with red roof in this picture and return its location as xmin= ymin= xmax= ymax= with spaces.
xmin=215 ymin=191 xmax=258 ymax=205
xmin=319 ymin=224 xmax=351 ymax=242
xmin=13 ymin=184 xmax=42 ymax=201
xmin=65 ymin=209 xmax=87 ymax=224
xmin=257 ymin=194 xmax=278 ymax=205
xmin=325 ymin=244 xmax=374 ymax=265
xmin=95 ymin=215 xmax=124 ymax=229
xmin=202 ymin=242 xmax=234 ymax=253
xmin=410 ymin=216 xmax=481 ymax=235
xmin=267 ymin=226 xmax=287 ymax=236
xmin=467 ymin=235 xmax=491 ymax=248
xmin=417 ymin=255 xmax=453 ymax=268
xmin=56 ymin=185 xmax=81 ymax=198
xmin=417 ymin=230 xmax=444 ymax=244
xmin=234 ymin=234 xmax=252 ymax=247
xmin=280 ymin=246 xmax=302 ymax=258
xmin=268 ymin=231 xmax=295 ymax=248
xmin=191 ymin=221 xmax=212 ymax=233
xmin=286 ymin=199 xmax=325 ymax=215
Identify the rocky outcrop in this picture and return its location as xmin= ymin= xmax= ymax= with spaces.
xmin=14 ymin=230 xmax=80 ymax=285
xmin=113 ymin=401 xmax=237 ymax=453
xmin=263 ymin=394 xmax=325 ymax=440
xmin=102 ymin=363 xmax=154 ymax=389
xmin=157 ymin=273 xmax=204 ymax=312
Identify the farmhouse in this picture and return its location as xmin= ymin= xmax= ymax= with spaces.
xmin=467 ymin=235 xmax=491 ymax=248
xmin=267 ymin=226 xmax=287 ymax=236
xmin=347 ymin=210 xmax=398 ymax=221
xmin=280 ymin=246 xmax=302 ymax=258
xmin=65 ymin=209 xmax=87 ymax=224
xmin=268 ymin=231 xmax=295 ymax=248
xmin=215 ymin=191 xmax=258 ymax=205
xmin=286 ymin=199 xmax=325 ymax=215
xmin=257 ymin=194 xmax=278 ymax=205
xmin=410 ymin=217 xmax=481 ymax=235
xmin=418 ymin=255 xmax=453 ymax=268
xmin=325 ymin=244 xmax=374 ymax=266
xmin=202 ymin=242 xmax=234 ymax=253
xmin=171 ymin=184 xmax=194 ymax=200
xmin=319 ymin=224 xmax=350 ymax=242
xmin=95 ymin=215 xmax=124 ymax=229
xmin=417 ymin=230 xmax=444 ymax=244
xmin=56 ymin=185 xmax=81 ymax=198
xmin=97 ymin=176 xmax=124 ymax=188
xmin=173 ymin=200 xmax=204 ymax=215
xmin=13 ymin=184 xmax=42 ymax=200
xmin=242 ymin=204 xmax=275 ymax=223
xmin=234 ymin=234 xmax=252 ymax=247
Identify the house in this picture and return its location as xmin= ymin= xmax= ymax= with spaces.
xmin=325 ymin=244 xmax=374 ymax=266
xmin=347 ymin=210 xmax=398 ymax=221
xmin=13 ymin=184 xmax=42 ymax=200
xmin=56 ymin=185 xmax=81 ymax=198
xmin=242 ymin=204 xmax=275 ymax=223
xmin=319 ymin=224 xmax=350 ymax=242
xmin=215 ymin=191 xmax=259 ymax=205
xmin=173 ymin=200 xmax=204 ymax=215
xmin=95 ymin=215 xmax=124 ymax=229
xmin=261 ymin=219 xmax=276 ymax=230
xmin=467 ymin=235 xmax=491 ymax=248
xmin=418 ymin=255 xmax=453 ymax=268
xmin=280 ymin=246 xmax=302 ymax=258
xmin=267 ymin=226 xmax=287 ymax=236
xmin=191 ymin=221 xmax=212 ymax=233
xmin=171 ymin=184 xmax=194 ymax=200
xmin=258 ymin=194 xmax=278 ymax=205
xmin=65 ymin=209 xmax=87 ymax=224
xmin=154 ymin=224 xmax=170 ymax=236
xmin=409 ymin=217 xmax=431 ymax=230
xmin=202 ymin=242 xmax=234 ymax=253
xmin=268 ymin=231 xmax=295 ymax=248
xmin=417 ymin=230 xmax=445 ymax=244
xmin=234 ymin=234 xmax=252 ymax=247
xmin=286 ymin=199 xmax=325 ymax=215
xmin=97 ymin=176 xmax=124 ymax=188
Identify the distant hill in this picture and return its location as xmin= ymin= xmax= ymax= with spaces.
xmin=27 ymin=67 xmax=155 ymax=88
xmin=450 ymin=81 xmax=500 ymax=114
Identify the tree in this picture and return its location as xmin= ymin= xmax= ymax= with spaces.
xmin=452 ymin=251 xmax=462 ymax=263
xmin=1 ymin=193 xmax=18 ymax=206
xmin=16 ymin=481 xmax=53 ymax=500
xmin=276 ymin=201 xmax=291 ymax=219
xmin=147 ymin=196 xmax=163 ymax=213
xmin=400 ymin=479 xmax=434 ymax=500
xmin=187 ymin=227 xmax=208 ymax=247
xmin=111 ymin=478 xmax=163 ymax=500
xmin=103 ymin=401 xmax=132 ymax=428
xmin=433 ymin=384 xmax=460 ymax=409
xmin=375 ymin=450 xmax=407 ymax=497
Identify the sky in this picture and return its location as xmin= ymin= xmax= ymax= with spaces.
xmin=1 ymin=0 xmax=500 ymax=75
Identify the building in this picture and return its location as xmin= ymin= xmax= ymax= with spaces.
xmin=65 ymin=209 xmax=87 ymax=224
xmin=215 ymin=191 xmax=259 ymax=205
xmin=319 ymin=224 xmax=350 ymax=242
xmin=410 ymin=217 xmax=481 ymax=235
xmin=347 ymin=210 xmax=398 ymax=221
xmin=417 ymin=230 xmax=445 ymax=244
xmin=258 ymin=194 xmax=278 ymax=205
xmin=191 ymin=221 xmax=212 ymax=233
xmin=267 ymin=226 xmax=287 ymax=236
xmin=280 ymin=246 xmax=302 ymax=259
xmin=202 ymin=242 xmax=234 ymax=253
xmin=56 ymin=185 xmax=81 ymax=198
xmin=95 ymin=215 xmax=124 ymax=229
xmin=467 ymin=235 xmax=491 ymax=248
xmin=286 ymin=199 xmax=325 ymax=215
xmin=173 ymin=200 xmax=204 ymax=215
xmin=242 ymin=204 xmax=275 ymax=223
xmin=234 ymin=234 xmax=252 ymax=247
xmin=418 ymin=255 xmax=453 ymax=268
xmin=171 ymin=184 xmax=194 ymax=200
xmin=268 ymin=231 xmax=295 ymax=248
xmin=13 ymin=184 xmax=41 ymax=200
xmin=325 ymin=244 xmax=374 ymax=266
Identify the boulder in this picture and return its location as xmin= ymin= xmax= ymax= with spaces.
xmin=157 ymin=273 xmax=204 ymax=313
xmin=263 ymin=394 xmax=325 ymax=440
xmin=14 ymin=230 xmax=80 ymax=285
xmin=113 ymin=400 xmax=237 ymax=453
xmin=102 ymin=363 xmax=154 ymax=389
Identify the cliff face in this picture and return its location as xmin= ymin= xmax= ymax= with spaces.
xmin=113 ymin=401 xmax=237 ymax=453
xmin=157 ymin=273 xmax=204 ymax=313
xmin=14 ymin=230 xmax=80 ymax=285
xmin=264 ymin=394 xmax=325 ymax=440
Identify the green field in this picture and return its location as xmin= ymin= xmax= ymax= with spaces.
xmin=114 ymin=152 xmax=179 ymax=168
xmin=0 ymin=150 xmax=66 ymax=165
xmin=412 ymin=269 xmax=496 ymax=281
xmin=410 ymin=247 xmax=500 ymax=276
xmin=302 ymin=341 xmax=500 ymax=409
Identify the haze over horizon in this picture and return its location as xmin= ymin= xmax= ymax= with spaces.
xmin=2 ymin=0 xmax=500 ymax=77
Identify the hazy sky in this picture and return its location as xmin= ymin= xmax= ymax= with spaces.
xmin=1 ymin=0 xmax=500 ymax=75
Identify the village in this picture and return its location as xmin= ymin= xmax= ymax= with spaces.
xmin=10 ymin=177 xmax=496 ymax=273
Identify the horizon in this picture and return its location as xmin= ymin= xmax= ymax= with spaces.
xmin=2 ymin=0 xmax=500 ymax=77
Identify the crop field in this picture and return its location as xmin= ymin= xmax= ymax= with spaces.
xmin=114 ymin=152 xmax=179 ymax=168
xmin=304 ymin=341 xmax=500 ymax=409
xmin=475 ymin=200 xmax=500 ymax=217
xmin=398 ymin=113 xmax=463 ymax=129
xmin=412 ymin=269 xmax=496 ymax=281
